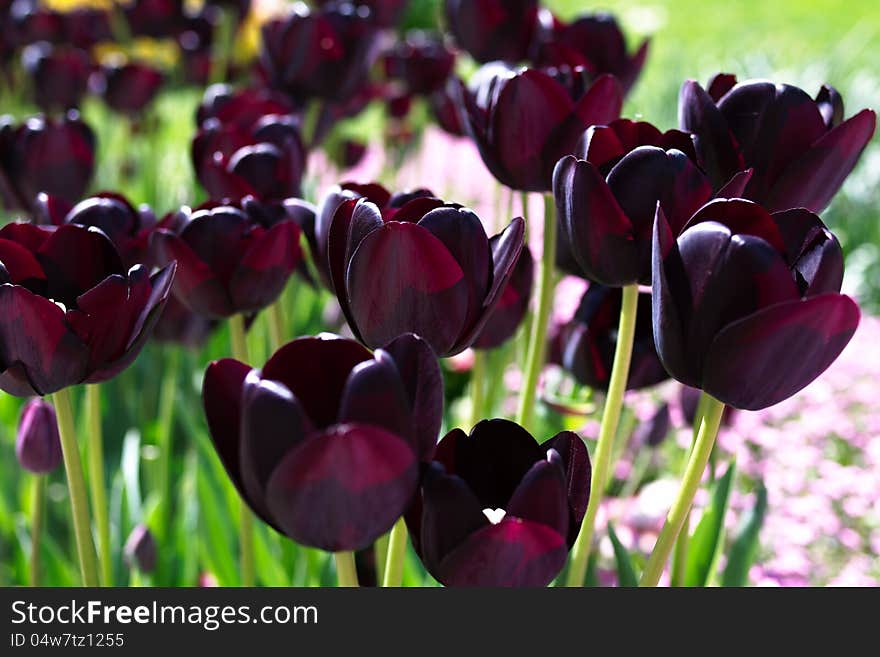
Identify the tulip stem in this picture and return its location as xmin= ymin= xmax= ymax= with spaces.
xmin=52 ymin=387 xmax=100 ymax=587
xmin=267 ymin=300 xmax=286 ymax=352
xmin=156 ymin=348 xmax=180 ymax=542
xmin=469 ymin=349 xmax=487 ymax=427
xmin=382 ymin=517 xmax=408 ymax=587
xmin=515 ymin=192 xmax=557 ymax=431
xmin=229 ymin=313 xmax=255 ymax=587
xmin=86 ymin=384 xmax=112 ymax=587
xmin=640 ymin=394 xmax=725 ymax=587
xmin=29 ymin=475 xmax=46 ymax=587
xmin=670 ymin=402 xmax=707 ymax=587
xmin=335 ymin=551 xmax=359 ymax=587
xmin=565 ymin=283 xmax=639 ymax=587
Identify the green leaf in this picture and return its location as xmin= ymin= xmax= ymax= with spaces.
xmin=722 ymin=481 xmax=768 ymax=587
xmin=607 ymin=523 xmax=639 ymax=587
xmin=684 ymin=461 xmax=736 ymax=587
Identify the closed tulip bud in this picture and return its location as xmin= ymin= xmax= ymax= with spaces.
xmin=21 ymin=43 xmax=92 ymax=112
xmin=124 ymin=524 xmax=157 ymax=573
xmin=16 ymin=398 xmax=62 ymax=474
xmin=93 ymin=62 xmax=165 ymax=116
xmin=679 ymin=75 xmax=876 ymax=212
xmin=384 ymin=31 xmax=456 ymax=96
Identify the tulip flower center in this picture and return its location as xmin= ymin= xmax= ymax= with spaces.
xmin=483 ymin=508 xmax=507 ymax=524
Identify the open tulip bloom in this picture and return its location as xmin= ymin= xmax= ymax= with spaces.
xmin=680 ymin=74 xmax=876 ymax=212
xmin=203 ymin=333 xmax=443 ymax=556
xmin=318 ymin=183 xmax=526 ymax=356
xmin=407 ymin=419 xmax=591 ymax=587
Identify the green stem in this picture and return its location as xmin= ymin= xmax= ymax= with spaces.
xmin=670 ymin=398 xmax=707 ymax=587
xmin=565 ymin=284 xmax=639 ymax=587
xmin=469 ymin=349 xmax=487 ymax=427
xmin=640 ymin=394 xmax=725 ymax=587
xmin=381 ymin=518 xmax=408 ymax=587
xmin=156 ymin=349 xmax=180 ymax=540
xmin=86 ymin=384 xmax=112 ymax=587
xmin=374 ymin=532 xmax=390 ymax=584
xmin=515 ymin=193 xmax=557 ymax=430
xmin=29 ymin=475 xmax=46 ymax=587
xmin=52 ymin=388 xmax=99 ymax=587
xmin=267 ymin=300 xmax=286 ymax=352
xmin=335 ymin=551 xmax=359 ymax=587
xmin=229 ymin=314 xmax=255 ymax=586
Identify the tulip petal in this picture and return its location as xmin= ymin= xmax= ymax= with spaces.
xmin=37 ymin=225 xmax=124 ymax=307
xmin=346 ymin=222 xmax=470 ymax=355
xmin=0 ymin=285 xmax=89 ymax=395
xmin=338 ymin=351 xmax=412 ymax=439
xmin=435 ymin=518 xmax=568 ymax=587
xmin=703 ymin=294 xmax=860 ymax=410
xmin=0 ymin=238 xmax=47 ymax=285
xmin=765 ymin=109 xmax=876 ymax=212
xmin=472 ymin=243 xmax=534 ymax=350
xmin=382 ymin=333 xmax=444 ymax=460
xmin=687 ymin=198 xmax=787 ymax=253
xmin=261 ymin=334 xmax=372 ymax=429
xmin=230 ymin=220 xmax=301 ymax=313
xmin=506 ymin=452 xmax=570 ymax=538
xmin=265 ymin=422 xmax=419 ymax=551
xmin=715 ymin=168 xmax=753 ymax=198
xmin=544 ymin=431 xmax=592 ymax=531
xmin=678 ymin=80 xmax=743 ymax=189
xmin=554 ymin=155 xmax=637 ymax=285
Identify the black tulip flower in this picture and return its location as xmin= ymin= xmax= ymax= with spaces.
xmin=319 ymin=184 xmax=526 ymax=356
xmin=532 ymin=11 xmax=649 ymax=95
xmin=461 ymin=63 xmax=623 ymax=192
xmin=552 ymin=284 xmax=668 ymax=391
xmin=384 ymin=32 xmax=456 ymax=96
xmin=407 ymin=419 xmax=590 ymax=587
xmin=22 ymin=43 xmax=92 ymax=112
xmin=653 ymin=198 xmax=860 ymax=410
xmin=632 ymin=403 xmax=670 ymax=449
xmin=124 ymin=524 xmax=157 ymax=573
xmin=259 ymin=3 xmax=382 ymax=103
xmin=93 ymin=62 xmax=165 ymax=116
xmin=429 ymin=77 xmax=467 ymax=137
xmin=203 ymin=332 xmax=443 ymax=551
xmin=679 ymin=74 xmax=876 ymax=212
xmin=34 ymin=191 xmax=155 ymax=268
xmin=445 ymin=0 xmax=539 ymax=64
xmin=196 ymin=84 xmax=297 ymax=128
xmin=471 ymin=245 xmax=533 ymax=350
xmin=554 ymin=118 xmax=743 ymax=286
xmin=0 ymin=111 xmax=95 ymax=212
xmin=151 ymin=199 xmax=302 ymax=319
xmin=0 ymin=222 xmax=175 ymax=396
xmin=16 ymin=398 xmax=62 ymax=474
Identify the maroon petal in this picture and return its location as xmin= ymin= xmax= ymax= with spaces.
xmin=265 ymin=422 xmax=419 ymax=551
xmin=435 ymin=518 xmax=568 ymax=587
xmin=571 ymin=74 xmax=624 ymax=129
xmin=544 ymin=431 xmax=591 ymax=532
xmin=0 ymin=237 xmax=47 ymax=285
xmin=229 ymin=220 xmax=301 ymax=314
xmin=506 ymin=451 xmax=570 ymax=538
xmin=261 ymin=334 xmax=373 ymax=429
xmin=715 ymin=168 xmax=754 ymax=198
xmin=381 ymin=333 xmax=444 ymax=461
xmin=815 ymin=84 xmax=844 ymax=128
xmin=346 ymin=222 xmax=470 ymax=355
xmin=765 ymin=109 xmax=876 ymax=213
xmin=0 ymin=285 xmax=89 ymax=395
xmin=706 ymin=73 xmax=737 ymax=102
xmin=554 ymin=155 xmax=637 ymax=286
xmin=472 ymin=243 xmax=534 ymax=350
xmin=703 ymin=294 xmax=860 ymax=410
xmin=239 ymin=370 xmax=312 ymax=523
xmin=686 ymin=198 xmax=787 ymax=254
xmin=337 ymin=351 xmax=412 ymax=439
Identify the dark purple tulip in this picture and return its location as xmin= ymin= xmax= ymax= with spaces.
xmin=124 ymin=0 xmax=187 ymax=38
xmin=429 ymin=77 xmax=467 ymax=137
xmin=552 ymin=284 xmax=668 ymax=391
xmin=632 ymin=403 xmax=670 ymax=449
xmin=407 ymin=419 xmax=591 ymax=587
xmin=445 ymin=0 xmax=539 ymax=64
xmin=196 ymin=84 xmax=297 ymax=128
xmin=0 ymin=111 xmax=95 ymax=212
xmin=34 ymin=192 xmax=155 ymax=268
xmin=461 ymin=64 xmax=623 ymax=192
xmin=554 ymin=118 xmax=722 ymax=286
xmin=203 ymin=332 xmax=443 ymax=551
xmin=151 ymin=199 xmax=302 ymax=319
xmin=192 ymin=110 xmax=307 ymax=203
xmin=16 ymin=398 xmax=61 ymax=474
xmin=384 ymin=32 xmax=456 ymax=95
xmin=21 ymin=43 xmax=92 ymax=112
xmin=64 ymin=7 xmax=113 ymax=49
xmin=259 ymin=3 xmax=382 ymax=103
xmin=679 ymin=75 xmax=876 ymax=212
xmin=532 ymin=10 xmax=649 ymax=95
xmin=93 ymin=62 xmax=165 ymax=116
xmin=472 ymin=244 xmax=533 ymax=350
xmin=679 ymin=384 xmax=736 ymax=428
xmin=124 ymin=524 xmax=157 ymax=573
xmin=653 ymin=198 xmax=860 ymax=410
xmin=0 ymin=222 xmax=175 ymax=396
xmin=320 ymin=184 xmax=526 ymax=356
